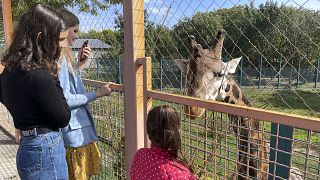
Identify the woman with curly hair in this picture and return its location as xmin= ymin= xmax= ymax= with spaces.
xmin=0 ymin=4 xmax=71 ymax=180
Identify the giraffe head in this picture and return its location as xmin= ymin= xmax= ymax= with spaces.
xmin=175 ymin=29 xmax=242 ymax=119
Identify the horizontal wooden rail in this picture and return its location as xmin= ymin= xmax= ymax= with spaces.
xmin=82 ymin=79 xmax=124 ymax=92
xmin=148 ymin=90 xmax=320 ymax=132
xmin=82 ymin=79 xmax=320 ymax=132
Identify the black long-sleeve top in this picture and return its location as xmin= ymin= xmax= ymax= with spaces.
xmin=0 ymin=68 xmax=71 ymax=131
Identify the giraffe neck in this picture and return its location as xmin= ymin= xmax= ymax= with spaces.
xmin=222 ymin=77 xmax=269 ymax=179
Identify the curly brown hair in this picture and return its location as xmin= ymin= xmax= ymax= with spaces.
xmin=1 ymin=4 xmax=67 ymax=78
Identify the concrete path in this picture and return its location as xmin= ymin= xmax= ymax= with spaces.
xmin=0 ymin=129 xmax=19 ymax=180
xmin=0 ymin=104 xmax=19 ymax=180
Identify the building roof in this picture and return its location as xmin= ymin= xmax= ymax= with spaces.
xmin=71 ymin=39 xmax=111 ymax=49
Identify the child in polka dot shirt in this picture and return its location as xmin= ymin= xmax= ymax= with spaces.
xmin=130 ymin=105 xmax=196 ymax=180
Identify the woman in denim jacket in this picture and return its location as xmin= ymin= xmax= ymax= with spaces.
xmin=0 ymin=4 xmax=71 ymax=180
xmin=57 ymin=9 xmax=112 ymax=180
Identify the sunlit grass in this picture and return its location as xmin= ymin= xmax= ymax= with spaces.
xmin=86 ymin=85 xmax=320 ymax=179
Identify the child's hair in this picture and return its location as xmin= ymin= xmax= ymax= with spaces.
xmin=2 ymin=4 xmax=67 ymax=77
xmin=57 ymin=9 xmax=79 ymax=73
xmin=147 ymin=105 xmax=194 ymax=173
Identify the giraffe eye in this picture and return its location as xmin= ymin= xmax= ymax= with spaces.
xmin=214 ymin=71 xmax=224 ymax=77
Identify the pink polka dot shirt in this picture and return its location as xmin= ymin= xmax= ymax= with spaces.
xmin=130 ymin=146 xmax=196 ymax=180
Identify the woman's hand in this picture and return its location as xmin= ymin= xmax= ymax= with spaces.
xmin=77 ymin=45 xmax=92 ymax=70
xmin=78 ymin=45 xmax=92 ymax=62
xmin=96 ymin=82 xmax=113 ymax=98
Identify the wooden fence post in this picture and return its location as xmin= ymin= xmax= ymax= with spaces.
xmin=123 ymin=0 xmax=145 ymax=179
xmin=144 ymin=57 xmax=152 ymax=147
xmin=1 ymin=0 xmax=19 ymax=144
xmin=1 ymin=0 xmax=13 ymax=47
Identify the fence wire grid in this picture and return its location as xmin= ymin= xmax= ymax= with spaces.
xmin=0 ymin=0 xmax=320 ymax=180
xmin=76 ymin=0 xmax=320 ymax=179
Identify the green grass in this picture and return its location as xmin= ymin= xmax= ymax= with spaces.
xmin=85 ymin=85 xmax=320 ymax=179
xmin=243 ymin=89 xmax=320 ymax=118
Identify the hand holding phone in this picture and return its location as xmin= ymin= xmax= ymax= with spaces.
xmin=79 ymin=40 xmax=88 ymax=62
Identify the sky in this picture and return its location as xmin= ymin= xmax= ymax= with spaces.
xmin=71 ymin=0 xmax=320 ymax=32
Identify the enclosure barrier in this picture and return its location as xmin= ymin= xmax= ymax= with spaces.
xmin=1 ymin=0 xmax=320 ymax=179
xmin=82 ymin=55 xmax=320 ymax=179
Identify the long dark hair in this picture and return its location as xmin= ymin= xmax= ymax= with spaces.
xmin=147 ymin=105 xmax=194 ymax=173
xmin=57 ymin=8 xmax=79 ymax=28
xmin=2 ymin=4 xmax=67 ymax=77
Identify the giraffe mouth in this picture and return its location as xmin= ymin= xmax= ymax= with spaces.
xmin=216 ymin=95 xmax=225 ymax=101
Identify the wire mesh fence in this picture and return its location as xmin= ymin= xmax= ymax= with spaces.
xmin=142 ymin=0 xmax=320 ymax=119
xmin=142 ymin=1 xmax=320 ymax=179
xmin=1 ymin=0 xmax=320 ymax=179
xmin=83 ymin=83 xmax=125 ymax=180
xmin=149 ymin=98 xmax=320 ymax=180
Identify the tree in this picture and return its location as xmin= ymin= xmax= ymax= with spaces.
xmin=160 ymin=2 xmax=320 ymax=67
xmin=10 ymin=0 xmax=122 ymax=20
xmin=172 ymin=12 xmax=223 ymax=58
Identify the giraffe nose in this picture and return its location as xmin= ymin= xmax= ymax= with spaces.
xmin=216 ymin=87 xmax=226 ymax=101
xmin=216 ymin=93 xmax=225 ymax=101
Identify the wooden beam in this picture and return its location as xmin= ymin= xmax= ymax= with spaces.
xmin=1 ymin=0 xmax=13 ymax=47
xmin=143 ymin=57 xmax=152 ymax=147
xmin=123 ymin=0 xmax=145 ymax=179
xmin=82 ymin=79 xmax=124 ymax=92
xmin=148 ymin=90 xmax=320 ymax=132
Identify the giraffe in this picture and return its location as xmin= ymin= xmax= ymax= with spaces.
xmin=175 ymin=29 xmax=269 ymax=179
xmin=175 ymin=30 xmax=304 ymax=180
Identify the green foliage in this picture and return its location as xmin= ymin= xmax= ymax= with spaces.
xmin=146 ymin=24 xmax=178 ymax=60
xmin=146 ymin=2 xmax=320 ymax=67
xmin=4 ymin=1 xmax=320 ymax=68
xmin=172 ymin=11 xmax=224 ymax=58
xmin=10 ymin=0 xmax=122 ymax=20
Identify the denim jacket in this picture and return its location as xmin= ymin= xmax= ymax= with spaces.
xmin=58 ymin=57 xmax=98 ymax=147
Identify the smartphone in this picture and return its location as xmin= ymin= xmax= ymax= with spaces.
xmin=79 ymin=40 xmax=88 ymax=62
xmin=82 ymin=40 xmax=88 ymax=48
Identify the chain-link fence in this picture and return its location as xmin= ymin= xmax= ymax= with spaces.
xmin=81 ymin=81 xmax=125 ymax=180
xmin=143 ymin=0 xmax=320 ymax=118
xmin=147 ymin=98 xmax=319 ymax=180
xmin=141 ymin=1 xmax=319 ymax=179
xmin=73 ymin=0 xmax=320 ymax=119
xmin=1 ymin=0 xmax=320 ymax=179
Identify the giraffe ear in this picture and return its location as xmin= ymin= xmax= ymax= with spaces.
xmin=174 ymin=59 xmax=189 ymax=75
xmin=224 ymin=57 xmax=242 ymax=74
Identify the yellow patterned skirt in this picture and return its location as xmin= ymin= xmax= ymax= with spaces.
xmin=65 ymin=141 xmax=102 ymax=180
